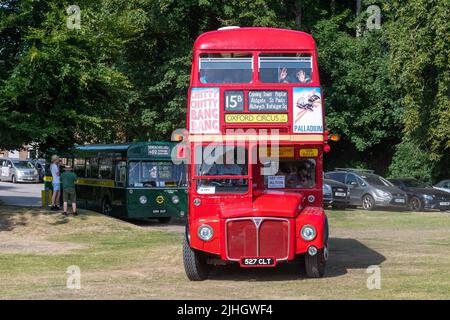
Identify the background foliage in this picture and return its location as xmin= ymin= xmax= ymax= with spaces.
xmin=0 ymin=0 xmax=448 ymax=181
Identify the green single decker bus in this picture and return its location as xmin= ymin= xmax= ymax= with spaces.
xmin=47 ymin=142 xmax=187 ymax=222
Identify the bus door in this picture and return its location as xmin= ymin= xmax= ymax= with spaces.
xmin=113 ymin=160 xmax=127 ymax=214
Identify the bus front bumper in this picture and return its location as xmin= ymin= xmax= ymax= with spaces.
xmin=189 ymin=207 xmax=327 ymax=265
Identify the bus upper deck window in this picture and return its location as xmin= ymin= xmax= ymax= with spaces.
xmin=199 ymin=53 xmax=252 ymax=84
xmin=259 ymin=54 xmax=312 ymax=84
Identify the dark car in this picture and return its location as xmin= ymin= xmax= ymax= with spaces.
xmin=325 ymin=169 xmax=407 ymax=211
xmin=323 ymin=178 xmax=349 ymax=210
xmin=389 ymin=178 xmax=450 ymax=212
xmin=29 ymin=159 xmax=46 ymax=182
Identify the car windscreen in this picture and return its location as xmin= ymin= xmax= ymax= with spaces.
xmin=12 ymin=161 xmax=34 ymax=169
xmin=402 ymin=180 xmax=429 ymax=188
xmin=128 ymin=161 xmax=186 ymax=188
xmin=360 ymin=174 xmax=393 ymax=187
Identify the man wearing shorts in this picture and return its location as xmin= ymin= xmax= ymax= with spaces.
xmin=50 ymin=155 xmax=61 ymax=210
xmin=61 ymin=166 xmax=78 ymax=216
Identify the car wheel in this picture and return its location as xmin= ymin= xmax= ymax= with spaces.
xmin=183 ymin=236 xmax=209 ymax=281
xmin=409 ymin=196 xmax=424 ymax=212
xmin=11 ymin=175 xmax=17 ymax=184
xmin=362 ymin=194 xmax=375 ymax=211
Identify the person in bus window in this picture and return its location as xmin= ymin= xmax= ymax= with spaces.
xmin=278 ymin=67 xmax=290 ymax=83
xmin=295 ymin=69 xmax=311 ymax=84
xmin=298 ymin=167 xmax=312 ymax=187
xmin=286 ymin=165 xmax=301 ymax=187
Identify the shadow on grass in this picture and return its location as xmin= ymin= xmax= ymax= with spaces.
xmin=0 ymin=205 xmax=42 ymax=231
xmin=207 ymin=238 xmax=385 ymax=281
xmin=0 ymin=205 xmax=96 ymax=230
xmin=125 ymin=217 xmax=186 ymax=228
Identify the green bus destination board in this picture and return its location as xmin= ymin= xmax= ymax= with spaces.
xmin=248 ymin=90 xmax=288 ymax=112
xmin=148 ymin=145 xmax=171 ymax=156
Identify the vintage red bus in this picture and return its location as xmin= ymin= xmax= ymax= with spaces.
xmin=182 ymin=27 xmax=329 ymax=280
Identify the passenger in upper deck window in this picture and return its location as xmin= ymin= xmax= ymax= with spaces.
xmin=278 ymin=67 xmax=312 ymax=84
xmin=278 ymin=67 xmax=290 ymax=83
xmin=295 ymin=69 xmax=311 ymax=84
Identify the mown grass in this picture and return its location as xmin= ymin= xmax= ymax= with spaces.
xmin=0 ymin=205 xmax=449 ymax=299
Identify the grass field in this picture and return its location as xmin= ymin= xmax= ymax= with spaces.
xmin=0 ymin=205 xmax=449 ymax=299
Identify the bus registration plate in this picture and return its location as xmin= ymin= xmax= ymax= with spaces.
xmin=240 ymin=257 xmax=276 ymax=267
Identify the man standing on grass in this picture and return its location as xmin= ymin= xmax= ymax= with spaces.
xmin=50 ymin=155 xmax=61 ymax=210
xmin=61 ymin=166 xmax=78 ymax=217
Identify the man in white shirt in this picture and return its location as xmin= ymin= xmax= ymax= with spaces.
xmin=50 ymin=155 xmax=61 ymax=210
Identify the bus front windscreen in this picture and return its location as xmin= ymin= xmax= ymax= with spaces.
xmin=195 ymin=145 xmax=248 ymax=194
xmin=128 ymin=161 xmax=186 ymax=188
xmin=261 ymin=158 xmax=316 ymax=189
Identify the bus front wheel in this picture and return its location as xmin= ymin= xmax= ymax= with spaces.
xmin=183 ymin=237 xmax=209 ymax=281
xmin=304 ymin=248 xmax=327 ymax=278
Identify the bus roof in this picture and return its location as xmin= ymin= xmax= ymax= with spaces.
xmin=194 ymin=27 xmax=316 ymax=51
xmin=75 ymin=144 xmax=131 ymax=152
xmin=74 ymin=142 xmax=175 ymax=160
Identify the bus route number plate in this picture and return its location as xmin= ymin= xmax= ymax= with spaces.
xmin=240 ymin=257 xmax=276 ymax=267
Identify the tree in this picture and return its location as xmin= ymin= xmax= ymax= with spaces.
xmin=385 ymin=0 xmax=450 ymax=180
xmin=0 ymin=0 xmax=144 ymax=151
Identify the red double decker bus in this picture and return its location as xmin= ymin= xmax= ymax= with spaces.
xmin=183 ymin=27 xmax=328 ymax=280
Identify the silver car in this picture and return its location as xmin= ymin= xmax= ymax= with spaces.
xmin=433 ymin=180 xmax=450 ymax=194
xmin=325 ymin=169 xmax=407 ymax=211
xmin=0 ymin=158 xmax=39 ymax=183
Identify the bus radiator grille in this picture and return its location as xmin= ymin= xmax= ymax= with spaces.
xmin=226 ymin=218 xmax=289 ymax=261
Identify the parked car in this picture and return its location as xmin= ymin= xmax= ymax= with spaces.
xmin=389 ymin=178 xmax=450 ymax=212
xmin=325 ymin=169 xmax=407 ymax=211
xmin=323 ymin=178 xmax=349 ymax=209
xmin=29 ymin=159 xmax=46 ymax=182
xmin=433 ymin=180 xmax=450 ymax=194
xmin=0 ymin=158 xmax=39 ymax=183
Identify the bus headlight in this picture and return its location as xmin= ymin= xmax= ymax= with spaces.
xmin=197 ymin=225 xmax=213 ymax=241
xmin=139 ymin=196 xmax=147 ymax=204
xmin=172 ymin=195 xmax=180 ymax=204
xmin=300 ymin=225 xmax=316 ymax=241
xmin=193 ymin=198 xmax=201 ymax=206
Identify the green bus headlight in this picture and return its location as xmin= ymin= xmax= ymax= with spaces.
xmin=139 ymin=196 xmax=147 ymax=204
xmin=172 ymin=195 xmax=180 ymax=204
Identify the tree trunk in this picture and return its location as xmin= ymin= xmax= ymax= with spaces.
xmin=356 ymin=0 xmax=362 ymax=37
xmin=295 ymin=0 xmax=302 ymax=30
